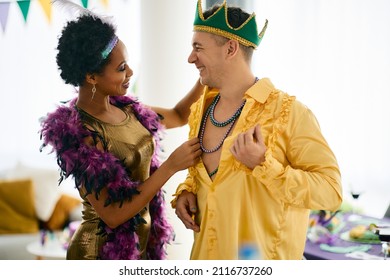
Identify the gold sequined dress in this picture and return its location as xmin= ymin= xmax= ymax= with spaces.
xmin=66 ymin=105 xmax=154 ymax=260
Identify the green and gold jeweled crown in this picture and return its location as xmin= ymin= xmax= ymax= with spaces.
xmin=193 ymin=0 xmax=268 ymax=48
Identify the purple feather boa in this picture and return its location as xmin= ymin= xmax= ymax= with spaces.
xmin=40 ymin=95 xmax=174 ymax=259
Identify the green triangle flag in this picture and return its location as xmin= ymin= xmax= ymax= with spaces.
xmin=17 ymin=0 xmax=31 ymax=22
xmin=81 ymin=0 xmax=89 ymax=8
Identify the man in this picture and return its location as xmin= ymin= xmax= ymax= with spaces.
xmin=172 ymin=0 xmax=342 ymax=260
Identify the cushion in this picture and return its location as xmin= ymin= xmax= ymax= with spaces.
xmin=4 ymin=162 xmax=61 ymax=221
xmin=43 ymin=194 xmax=81 ymax=231
xmin=0 ymin=179 xmax=39 ymax=234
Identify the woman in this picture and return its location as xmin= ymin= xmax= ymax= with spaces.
xmin=40 ymin=13 xmax=203 ymax=260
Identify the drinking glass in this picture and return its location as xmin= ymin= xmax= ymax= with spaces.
xmin=348 ymin=184 xmax=364 ymax=221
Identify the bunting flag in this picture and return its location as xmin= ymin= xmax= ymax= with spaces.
xmin=0 ymin=2 xmax=10 ymax=32
xmin=0 ymin=0 xmax=114 ymax=34
xmin=17 ymin=0 xmax=31 ymax=22
xmin=81 ymin=0 xmax=88 ymax=8
xmin=38 ymin=0 xmax=51 ymax=22
xmin=100 ymin=0 xmax=108 ymax=9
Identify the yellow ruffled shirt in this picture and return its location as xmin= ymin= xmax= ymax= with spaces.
xmin=171 ymin=78 xmax=342 ymax=260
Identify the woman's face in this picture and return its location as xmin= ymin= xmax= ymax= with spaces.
xmin=95 ymin=39 xmax=133 ymax=96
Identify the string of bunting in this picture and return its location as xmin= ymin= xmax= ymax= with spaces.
xmin=0 ymin=0 xmax=112 ymax=33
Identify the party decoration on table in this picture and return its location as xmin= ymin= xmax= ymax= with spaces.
xmin=339 ymin=224 xmax=381 ymax=244
xmin=345 ymin=251 xmax=385 ymax=260
xmin=309 ymin=210 xmax=343 ymax=233
xmin=319 ymin=243 xmax=371 ymax=254
xmin=307 ymin=210 xmax=343 ymax=244
xmin=307 ymin=225 xmax=337 ymax=245
xmin=371 ymin=226 xmax=390 ymax=259
xmin=61 ymin=220 xmax=81 ymax=250
xmin=369 ymin=222 xmax=390 ymax=232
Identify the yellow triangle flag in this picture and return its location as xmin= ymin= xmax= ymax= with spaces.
xmin=38 ymin=0 xmax=52 ymax=23
xmin=101 ymin=0 xmax=109 ymax=9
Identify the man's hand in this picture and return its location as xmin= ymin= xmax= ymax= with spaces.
xmin=230 ymin=124 xmax=267 ymax=169
xmin=175 ymin=190 xmax=200 ymax=232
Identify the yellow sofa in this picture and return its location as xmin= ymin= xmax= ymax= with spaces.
xmin=0 ymin=163 xmax=81 ymax=259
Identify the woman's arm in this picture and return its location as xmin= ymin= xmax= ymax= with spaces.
xmin=84 ymin=137 xmax=201 ymax=229
xmin=151 ymin=79 xmax=204 ymax=129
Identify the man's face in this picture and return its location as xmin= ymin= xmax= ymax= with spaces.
xmin=188 ymin=31 xmax=226 ymax=88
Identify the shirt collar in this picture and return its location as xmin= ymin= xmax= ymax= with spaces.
xmin=245 ymin=77 xmax=275 ymax=104
xmin=204 ymin=77 xmax=275 ymax=104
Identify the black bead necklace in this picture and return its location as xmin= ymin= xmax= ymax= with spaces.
xmin=199 ymin=94 xmax=245 ymax=154
xmin=199 ymin=77 xmax=259 ymax=178
xmin=209 ymin=95 xmax=246 ymax=127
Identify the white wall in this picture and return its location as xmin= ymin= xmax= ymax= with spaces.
xmin=0 ymin=0 xmax=142 ymax=169
xmin=1 ymin=0 xmax=389 ymax=259
xmin=252 ymin=0 xmax=390 ymax=219
xmin=137 ymin=0 xmax=198 ymax=259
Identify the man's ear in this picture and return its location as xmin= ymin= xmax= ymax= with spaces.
xmin=226 ymin=39 xmax=239 ymax=57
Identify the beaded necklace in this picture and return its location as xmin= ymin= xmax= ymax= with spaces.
xmin=199 ymin=77 xmax=259 ymax=178
xmin=209 ymin=95 xmax=246 ymax=127
xmin=199 ymin=94 xmax=245 ymax=154
xmin=199 ymin=94 xmax=246 ymax=177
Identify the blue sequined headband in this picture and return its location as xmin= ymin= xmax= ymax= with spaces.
xmin=101 ymin=35 xmax=119 ymax=60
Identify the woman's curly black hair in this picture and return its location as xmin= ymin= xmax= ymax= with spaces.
xmin=56 ymin=14 xmax=117 ymax=87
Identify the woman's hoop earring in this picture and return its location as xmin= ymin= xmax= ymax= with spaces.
xmin=91 ymin=84 xmax=96 ymax=100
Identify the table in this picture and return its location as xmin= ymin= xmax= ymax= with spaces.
xmin=304 ymin=213 xmax=390 ymax=260
xmin=26 ymin=232 xmax=67 ymax=260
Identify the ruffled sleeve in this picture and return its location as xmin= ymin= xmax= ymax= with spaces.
xmin=251 ymin=95 xmax=342 ymax=211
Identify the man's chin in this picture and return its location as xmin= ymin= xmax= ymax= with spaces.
xmin=199 ymin=77 xmax=209 ymax=87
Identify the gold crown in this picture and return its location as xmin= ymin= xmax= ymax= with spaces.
xmin=193 ymin=0 xmax=268 ymax=48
